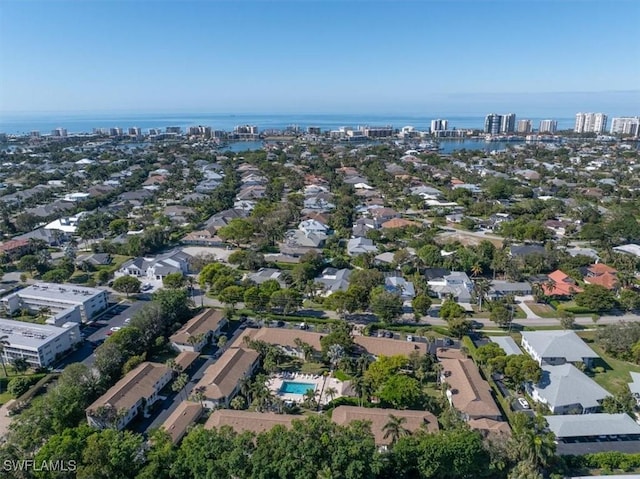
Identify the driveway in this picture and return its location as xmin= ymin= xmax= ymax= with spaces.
xmin=514 ymin=295 xmax=543 ymax=320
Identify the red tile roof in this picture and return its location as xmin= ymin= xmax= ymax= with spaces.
xmin=542 ymin=270 xmax=583 ymax=296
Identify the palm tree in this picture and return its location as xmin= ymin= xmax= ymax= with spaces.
xmin=165 ymin=359 xmax=182 ymax=377
xmin=171 ymin=373 xmax=189 ymax=400
xmin=470 ymin=262 xmax=483 ymax=278
xmin=190 ymin=386 xmax=206 ymax=406
xmin=327 ymin=344 xmax=344 ymax=371
xmin=229 ymin=395 xmax=246 ymax=410
xmin=0 ymin=335 xmax=9 ymax=377
xmin=302 ymin=388 xmax=318 ymax=409
xmin=324 ymin=386 xmax=338 ymax=403
xmin=474 ymin=278 xmax=492 ymax=311
xmin=510 ymin=413 xmax=556 ymax=470
xmin=382 ymin=414 xmax=410 ymax=446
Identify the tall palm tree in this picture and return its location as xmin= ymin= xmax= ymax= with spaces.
xmin=0 ymin=335 xmax=9 ymax=377
xmin=302 ymin=388 xmax=318 ymax=409
xmin=327 ymin=344 xmax=344 ymax=371
xmin=382 ymin=414 xmax=410 ymax=446
xmin=323 ymin=386 xmax=338 ymax=403
xmin=510 ymin=413 xmax=556 ymax=470
xmin=474 ymin=278 xmax=492 ymax=312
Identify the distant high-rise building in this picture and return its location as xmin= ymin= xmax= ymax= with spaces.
xmin=484 ymin=114 xmax=502 ymax=135
xmin=501 ymin=113 xmax=516 ymax=133
xmin=538 ymin=120 xmax=557 ymax=134
xmin=30 ymin=131 xmax=40 ymax=138
xmin=610 ymin=117 xmax=640 ymax=136
xmin=128 ymin=127 xmax=142 ymax=136
xmin=166 ymin=126 xmax=182 ymax=134
xmin=109 ymin=127 xmax=123 ymax=137
xmin=430 ymin=119 xmax=448 ymax=132
xmin=51 ymin=127 xmax=67 ymax=137
xmin=516 ymin=119 xmax=532 ymax=134
xmin=362 ymin=126 xmax=393 ymax=138
xmin=307 ymin=126 xmax=321 ymax=135
xmin=149 ymin=128 xmax=161 ymax=136
xmin=574 ymin=113 xmax=607 ymax=134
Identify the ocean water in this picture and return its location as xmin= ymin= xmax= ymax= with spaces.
xmin=0 ymin=112 xmax=576 ymax=135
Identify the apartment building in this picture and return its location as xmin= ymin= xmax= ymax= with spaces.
xmin=574 ymin=113 xmax=607 ymax=134
xmin=2 ymin=283 xmax=108 ymax=322
xmin=86 ymin=362 xmax=172 ymax=430
xmin=0 ymin=318 xmax=81 ymax=367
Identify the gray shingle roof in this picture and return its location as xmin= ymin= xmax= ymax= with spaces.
xmin=545 ymin=413 xmax=640 ymax=438
xmin=489 ymin=336 xmax=522 ymax=356
xmin=534 ymin=364 xmax=610 ymax=411
xmin=522 ymin=331 xmax=599 ymax=363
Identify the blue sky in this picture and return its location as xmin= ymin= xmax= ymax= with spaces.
xmin=0 ymin=0 xmax=639 ymax=115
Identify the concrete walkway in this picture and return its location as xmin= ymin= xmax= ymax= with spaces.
xmin=514 ymin=295 xmax=543 ymax=320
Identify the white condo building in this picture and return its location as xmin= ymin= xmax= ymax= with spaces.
xmin=574 ymin=113 xmax=607 ymax=134
xmin=430 ymin=119 xmax=448 ymax=132
xmin=516 ymin=119 xmax=532 ymax=133
xmin=610 ymin=117 xmax=640 ymax=136
xmin=2 ymin=283 xmax=108 ymax=322
xmin=0 ymin=318 xmax=81 ymax=367
xmin=539 ymin=119 xmax=557 ymax=133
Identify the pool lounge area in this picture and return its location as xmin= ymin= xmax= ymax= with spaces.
xmin=267 ymin=372 xmax=347 ymax=406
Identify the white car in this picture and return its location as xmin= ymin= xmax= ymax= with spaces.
xmin=124 ymin=318 xmax=131 ymax=324
xmin=518 ymin=397 xmax=530 ymax=409
xmin=406 ymin=335 xmax=413 ymax=342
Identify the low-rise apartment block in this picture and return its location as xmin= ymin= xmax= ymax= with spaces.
xmin=2 ymin=283 xmax=108 ymax=322
xmin=0 ymin=318 xmax=81 ymax=367
xmin=86 ymin=362 xmax=172 ymax=430
xmin=194 ymin=347 xmax=260 ymax=409
xmin=170 ymin=309 xmax=227 ymax=352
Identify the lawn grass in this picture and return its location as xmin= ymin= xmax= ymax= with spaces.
xmin=300 ymin=362 xmax=328 ymax=375
xmin=577 ymin=331 xmax=640 ymax=395
xmin=0 ymin=392 xmax=13 ymax=405
xmin=525 ymin=302 xmax=557 ymax=318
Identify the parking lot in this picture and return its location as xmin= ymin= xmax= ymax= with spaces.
xmin=54 ymin=300 xmax=149 ymax=369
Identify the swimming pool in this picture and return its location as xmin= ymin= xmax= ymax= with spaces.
xmin=279 ymin=381 xmax=316 ymax=395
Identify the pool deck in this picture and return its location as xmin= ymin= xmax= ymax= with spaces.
xmin=267 ymin=372 xmax=347 ymax=406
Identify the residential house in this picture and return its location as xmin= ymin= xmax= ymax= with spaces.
xmin=0 ymin=239 xmax=32 ymax=260
xmin=544 ymin=220 xmax=572 ymax=237
xmin=541 ymin=270 xmax=583 ymax=297
xmin=521 ymin=331 xmax=599 ymax=367
xmin=370 ymin=208 xmax=399 ymax=224
xmin=298 ymin=219 xmax=330 ymax=235
xmin=346 ymin=237 xmax=378 ymax=256
xmin=437 ymin=348 xmax=510 ymax=435
xmin=236 ymin=185 xmax=266 ymax=201
xmin=280 ymin=230 xmax=326 ymax=257
xmin=170 ymin=309 xmax=228 ymax=352
xmin=181 ymin=226 xmax=222 ymax=247
xmin=428 ymin=271 xmax=473 ymax=303
xmin=488 ymin=280 xmax=532 ymax=299
xmin=314 ymin=268 xmax=352 ymax=296
xmin=193 ymin=347 xmax=260 ymax=409
xmin=116 ymin=249 xmax=191 ymax=282
xmin=509 ymin=244 xmax=546 ymax=258
xmin=582 ymin=264 xmax=619 ymax=291
xmin=86 ymin=362 xmax=172 ymax=430
xmin=528 ymin=364 xmax=610 ymax=414
xmin=245 ymin=268 xmax=288 ymax=288
xmin=75 ymin=253 xmax=112 ymax=267
xmin=331 ymin=406 xmax=438 ymax=449
xmin=384 ymin=275 xmax=415 ymax=300
xmin=161 ymin=401 xmax=203 ymax=444
xmin=13 ymin=227 xmax=64 ymax=246
xmin=352 ymin=218 xmax=377 ymax=238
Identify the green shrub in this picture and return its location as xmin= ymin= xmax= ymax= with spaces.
xmin=7 ymin=377 xmax=33 ymax=397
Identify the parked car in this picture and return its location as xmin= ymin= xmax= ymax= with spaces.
xmin=518 ymin=397 xmax=530 ymax=409
xmin=299 ymin=322 xmax=309 ymax=330
xmin=107 ymin=326 xmax=122 ymax=336
xmin=124 ymin=318 xmax=131 ymax=324
xmin=406 ymin=335 xmax=413 ymax=342
xmin=377 ymin=330 xmax=385 ymax=338
xmin=384 ymin=331 xmax=393 ymax=338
